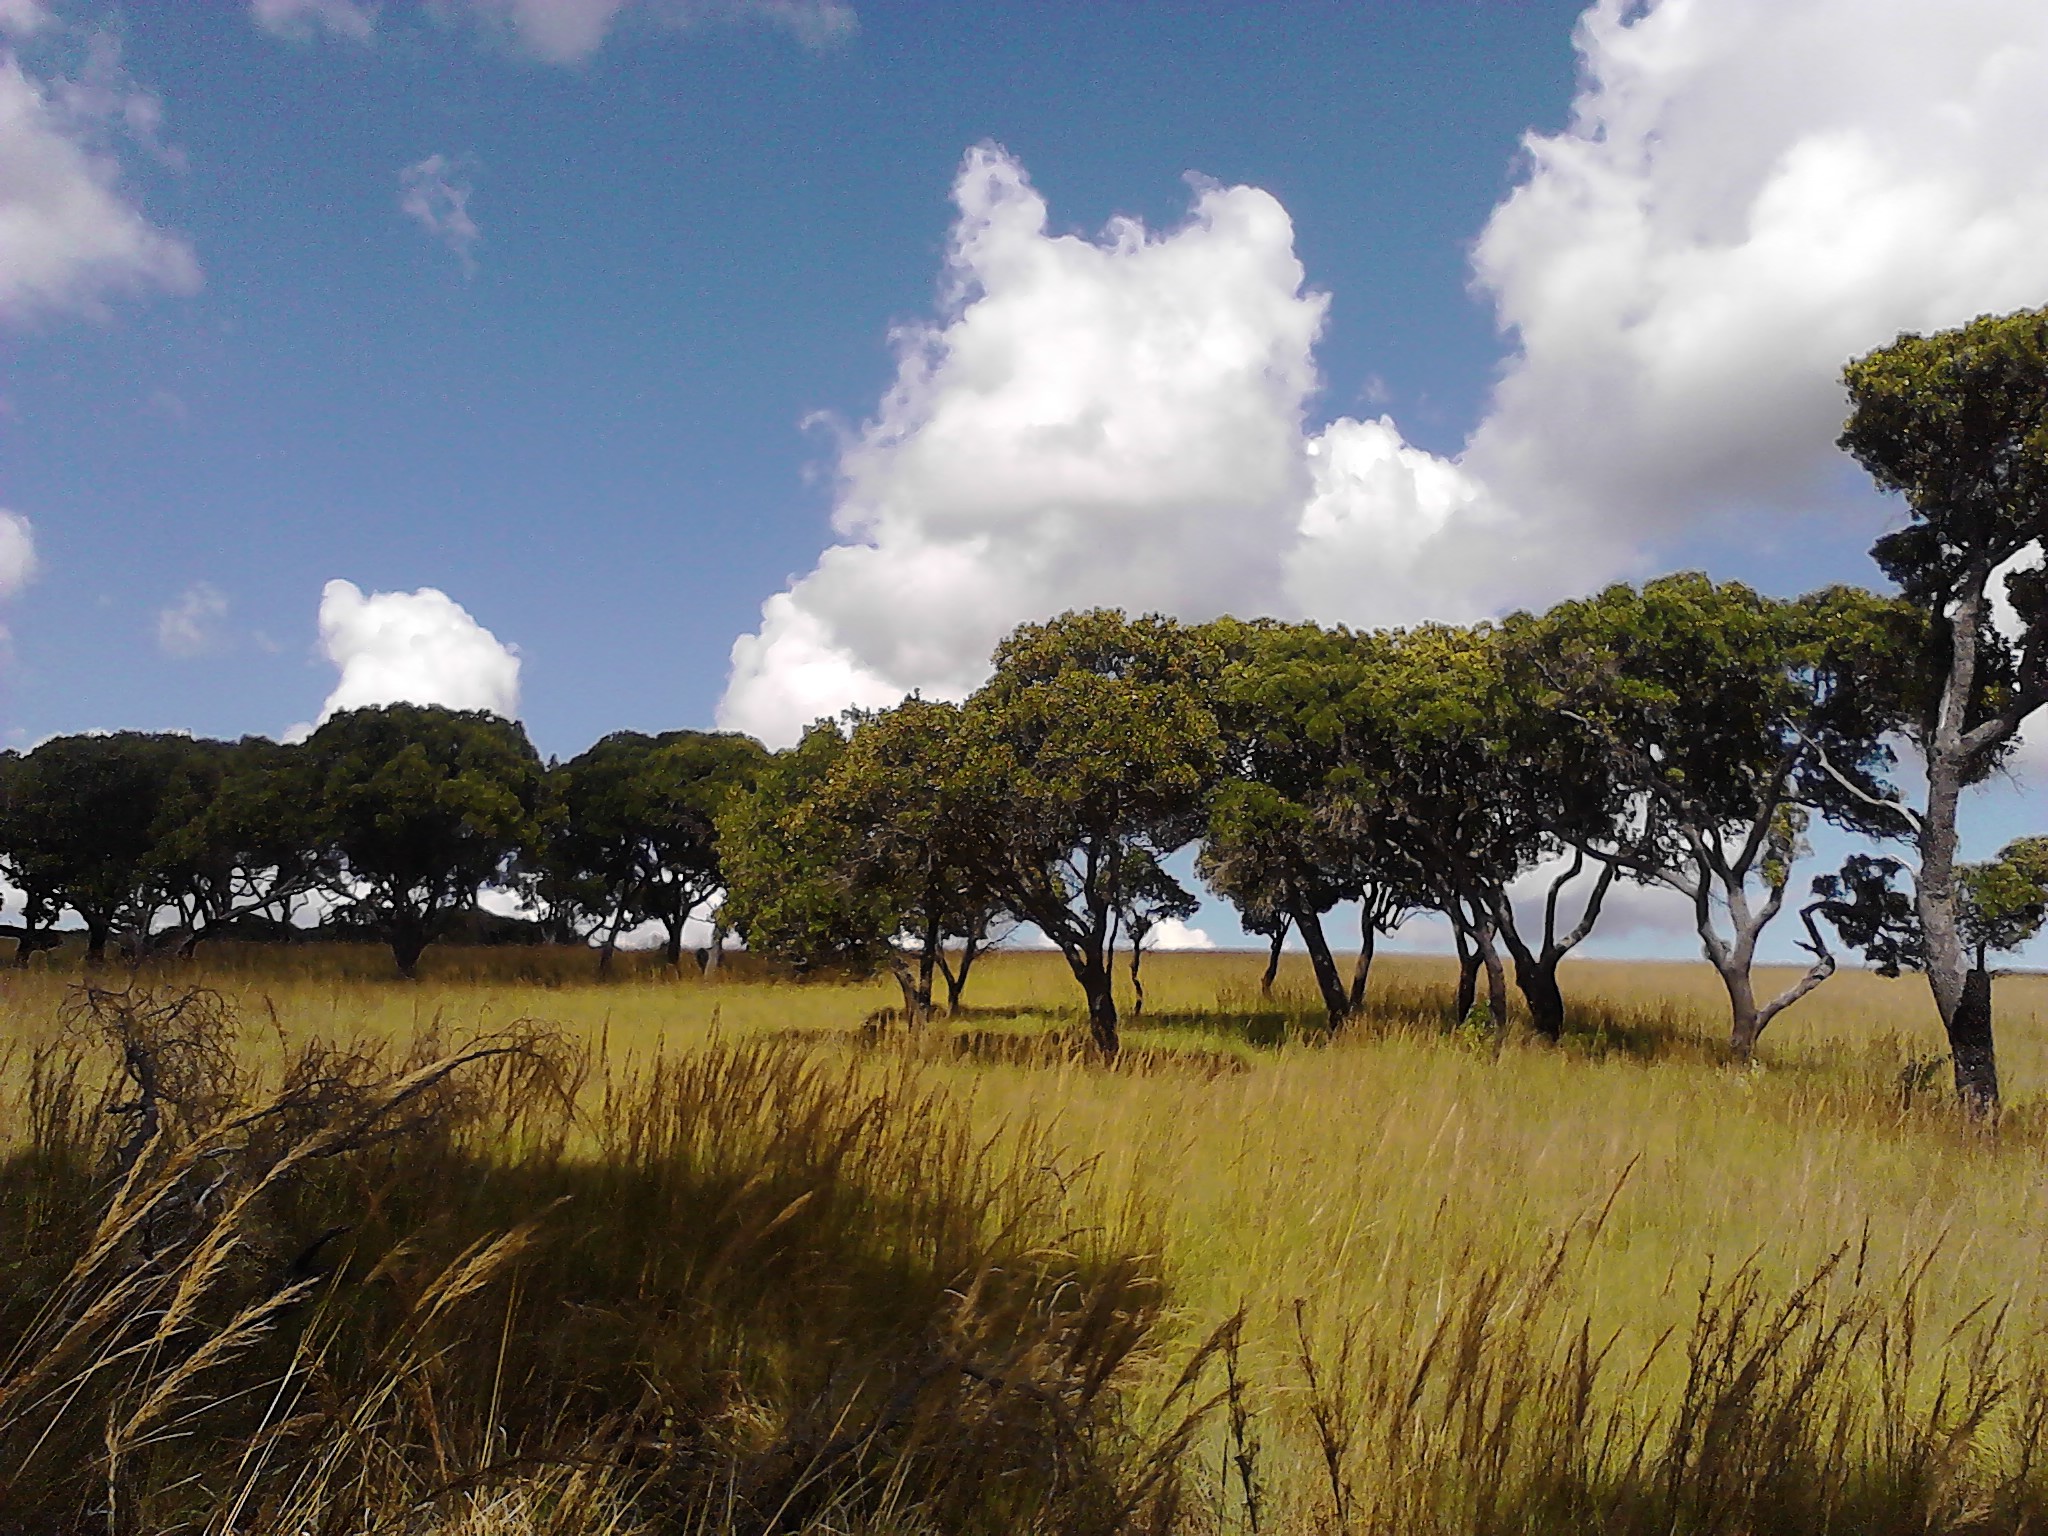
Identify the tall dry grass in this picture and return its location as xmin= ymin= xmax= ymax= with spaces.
xmin=5 ymin=945 xmax=2048 ymax=1532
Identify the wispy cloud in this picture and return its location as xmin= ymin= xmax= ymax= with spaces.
xmin=398 ymin=152 xmax=479 ymax=275
xmin=249 ymin=0 xmax=377 ymax=43
xmin=156 ymin=580 xmax=229 ymax=659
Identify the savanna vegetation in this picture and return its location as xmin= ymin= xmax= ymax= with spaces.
xmin=5 ymin=307 xmax=2048 ymax=1533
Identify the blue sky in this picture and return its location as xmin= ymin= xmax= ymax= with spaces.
xmin=2 ymin=0 xmax=1584 ymax=749
xmin=4 ymin=0 xmax=2047 ymax=958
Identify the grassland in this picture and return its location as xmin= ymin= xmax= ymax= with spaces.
xmin=6 ymin=944 xmax=2048 ymax=1533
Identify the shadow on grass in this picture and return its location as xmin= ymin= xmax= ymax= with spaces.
xmin=0 ymin=987 xmax=1190 ymax=1536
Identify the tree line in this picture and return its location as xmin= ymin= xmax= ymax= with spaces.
xmin=3 ymin=310 xmax=2046 ymax=1110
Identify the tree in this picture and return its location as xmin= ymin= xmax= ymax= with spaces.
xmin=1837 ymin=306 xmax=2048 ymax=1111
xmin=962 ymin=611 xmax=1222 ymax=1054
xmin=1507 ymin=575 xmax=1920 ymax=1055
xmin=716 ymin=724 xmax=933 ymax=1015
xmin=0 ymin=733 xmax=189 ymax=962
xmin=303 ymin=705 xmax=545 ymax=977
xmin=1347 ymin=623 xmax=1610 ymax=1039
xmin=546 ymin=730 xmax=767 ymax=972
xmin=1200 ymin=622 xmax=1414 ymax=1031
xmin=133 ymin=736 xmax=326 ymax=953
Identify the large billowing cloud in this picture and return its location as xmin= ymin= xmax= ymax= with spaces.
xmin=0 ymin=27 xmax=198 ymax=326
xmin=722 ymin=0 xmax=2048 ymax=746
xmin=1462 ymin=0 xmax=2048 ymax=565
xmin=720 ymin=145 xmax=1327 ymax=742
xmin=306 ymin=579 xmax=521 ymax=729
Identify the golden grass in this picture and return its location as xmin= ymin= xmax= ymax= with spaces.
xmin=7 ymin=943 xmax=2048 ymax=1532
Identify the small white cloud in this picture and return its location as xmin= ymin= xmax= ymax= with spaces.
xmin=249 ymin=0 xmax=377 ymax=42
xmin=0 ymin=41 xmax=198 ymax=325
xmin=1143 ymin=917 xmax=1215 ymax=952
xmin=0 ymin=510 xmax=35 ymax=601
xmin=156 ymin=580 xmax=228 ymax=659
xmin=398 ymin=153 xmax=479 ymax=275
xmin=309 ymin=578 xmax=521 ymax=727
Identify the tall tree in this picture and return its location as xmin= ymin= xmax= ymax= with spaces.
xmin=962 ymin=611 xmax=1222 ymax=1054
xmin=1352 ymin=623 xmax=1609 ymax=1039
xmin=0 ymin=733 xmax=187 ymax=961
xmin=1507 ymin=575 xmax=1920 ymax=1055
xmin=1837 ymin=306 xmax=2048 ymax=1111
xmin=720 ymin=720 xmax=950 ymax=1024
xmin=1200 ymin=622 xmax=1412 ymax=1031
xmin=303 ymin=705 xmax=545 ymax=977
xmin=546 ymin=730 xmax=767 ymax=972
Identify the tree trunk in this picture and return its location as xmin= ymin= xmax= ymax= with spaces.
xmin=1453 ymin=923 xmax=1479 ymax=1022
xmin=1260 ymin=919 xmax=1288 ymax=998
xmin=942 ymin=935 xmax=980 ymax=1014
xmin=1916 ymin=571 xmax=1998 ymax=1112
xmin=1950 ymin=966 xmax=1999 ymax=1115
xmin=391 ymin=925 xmax=428 ymax=979
xmin=663 ymin=917 xmax=685 ymax=969
xmin=1515 ymin=958 xmax=1565 ymax=1041
xmin=1719 ymin=962 xmax=1763 ymax=1059
xmin=598 ymin=902 xmax=627 ymax=977
xmin=1477 ymin=921 xmax=1509 ymax=1030
xmin=888 ymin=957 xmax=928 ymax=1025
xmin=1348 ymin=910 xmax=1376 ymax=1014
xmin=1128 ymin=936 xmax=1146 ymax=1018
xmin=1292 ymin=905 xmax=1352 ymax=1030
xmin=1082 ymin=960 xmax=1118 ymax=1055
xmin=84 ymin=916 xmax=111 ymax=965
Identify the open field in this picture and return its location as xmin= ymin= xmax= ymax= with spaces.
xmin=7 ymin=946 xmax=2048 ymax=1533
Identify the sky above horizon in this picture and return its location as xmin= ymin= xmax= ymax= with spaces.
xmin=5 ymin=0 xmax=2048 ymax=958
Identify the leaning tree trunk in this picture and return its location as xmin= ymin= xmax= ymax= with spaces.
xmin=1128 ymin=936 xmax=1147 ymax=1019
xmin=1452 ymin=922 xmax=1479 ymax=1022
xmin=1348 ymin=910 xmax=1377 ymax=1014
xmin=1260 ymin=919 xmax=1288 ymax=998
xmin=1291 ymin=905 xmax=1353 ymax=1030
xmin=942 ymin=934 xmax=981 ymax=1014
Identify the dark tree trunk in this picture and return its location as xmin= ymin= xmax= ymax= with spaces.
xmin=390 ymin=909 xmax=430 ymax=979
xmin=1080 ymin=953 xmax=1119 ymax=1055
xmin=1453 ymin=923 xmax=1479 ymax=1022
xmin=1260 ymin=919 xmax=1288 ymax=998
xmin=1128 ymin=936 xmax=1146 ymax=1018
xmin=1514 ymin=957 xmax=1566 ymax=1042
xmin=662 ymin=917 xmax=685 ymax=969
xmin=1348 ymin=909 xmax=1377 ymax=1014
xmin=1292 ymin=906 xmax=1352 ymax=1031
xmin=1950 ymin=966 xmax=1999 ymax=1115
xmin=84 ymin=916 xmax=111 ymax=965
xmin=941 ymin=935 xmax=980 ymax=1014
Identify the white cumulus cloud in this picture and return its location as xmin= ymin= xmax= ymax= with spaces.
xmin=156 ymin=580 xmax=228 ymax=659
xmin=0 ymin=35 xmax=197 ymax=325
xmin=250 ymin=0 xmax=376 ymax=43
xmin=719 ymin=144 xmax=1326 ymax=744
xmin=1143 ymin=917 xmax=1215 ymax=952
xmin=398 ymin=152 xmax=479 ymax=274
xmin=305 ymin=579 xmax=521 ymax=731
xmin=1460 ymin=0 xmax=2048 ymax=575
